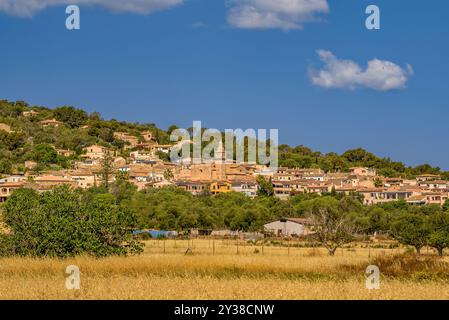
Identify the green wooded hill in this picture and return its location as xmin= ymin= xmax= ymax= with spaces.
xmin=0 ymin=99 xmax=447 ymax=179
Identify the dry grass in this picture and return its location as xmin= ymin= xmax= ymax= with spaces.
xmin=1 ymin=240 xmax=449 ymax=300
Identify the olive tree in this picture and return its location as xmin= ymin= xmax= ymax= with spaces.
xmin=427 ymin=212 xmax=449 ymax=256
xmin=0 ymin=185 xmax=143 ymax=258
xmin=391 ymin=212 xmax=430 ymax=255
xmin=305 ymin=197 xmax=357 ymax=256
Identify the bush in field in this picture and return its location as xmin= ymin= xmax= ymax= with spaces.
xmin=427 ymin=211 xmax=449 ymax=256
xmin=304 ymin=197 xmax=358 ymax=256
xmin=0 ymin=185 xmax=143 ymax=258
xmin=391 ymin=212 xmax=430 ymax=255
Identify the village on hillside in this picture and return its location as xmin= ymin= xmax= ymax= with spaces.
xmin=0 ymin=109 xmax=448 ymax=208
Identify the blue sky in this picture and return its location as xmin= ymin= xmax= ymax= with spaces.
xmin=0 ymin=0 xmax=448 ymax=169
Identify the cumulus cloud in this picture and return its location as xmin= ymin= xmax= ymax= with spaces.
xmin=0 ymin=0 xmax=183 ymax=17
xmin=192 ymin=21 xmax=207 ymax=28
xmin=310 ymin=50 xmax=413 ymax=91
xmin=226 ymin=0 xmax=329 ymax=30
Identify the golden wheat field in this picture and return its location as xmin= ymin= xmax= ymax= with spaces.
xmin=1 ymin=239 xmax=449 ymax=300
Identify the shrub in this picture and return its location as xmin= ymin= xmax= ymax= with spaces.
xmin=1 ymin=186 xmax=143 ymax=258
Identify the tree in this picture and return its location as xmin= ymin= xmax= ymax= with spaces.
xmin=374 ymin=178 xmax=383 ymax=188
xmin=167 ymin=124 xmax=179 ymax=135
xmin=100 ymin=150 xmax=114 ymax=189
xmin=307 ymin=205 xmax=357 ymax=256
xmin=0 ymin=186 xmax=143 ymax=258
xmin=32 ymin=143 xmax=57 ymax=164
xmin=443 ymin=199 xmax=449 ymax=212
xmin=54 ymin=106 xmax=88 ymax=128
xmin=256 ymin=176 xmax=274 ymax=197
xmin=342 ymin=148 xmax=376 ymax=164
xmin=427 ymin=212 xmax=449 ymax=256
xmin=0 ymin=158 xmax=13 ymax=174
xmin=0 ymin=131 xmax=26 ymax=151
xmin=98 ymin=127 xmax=114 ymax=142
xmin=156 ymin=150 xmax=170 ymax=162
xmin=163 ymin=169 xmax=174 ymax=181
xmin=363 ymin=207 xmax=390 ymax=234
xmin=330 ymin=185 xmax=337 ymax=197
xmin=391 ymin=212 xmax=430 ymax=254
xmin=110 ymin=171 xmax=137 ymax=204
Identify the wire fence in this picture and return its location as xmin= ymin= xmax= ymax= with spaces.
xmin=141 ymin=238 xmax=405 ymax=257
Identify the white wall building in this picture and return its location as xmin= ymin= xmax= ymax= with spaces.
xmin=264 ymin=218 xmax=314 ymax=237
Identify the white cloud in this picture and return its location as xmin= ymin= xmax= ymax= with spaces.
xmin=310 ymin=50 xmax=413 ymax=91
xmin=226 ymin=0 xmax=329 ymax=31
xmin=0 ymin=0 xmax=183 ymax=17
xmin=192 ymin=21 xmax=207 ymax=28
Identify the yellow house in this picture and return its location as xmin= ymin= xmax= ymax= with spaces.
xmin=82 ymin=144 xmax=108 ymax=159
xmin=22 ymin=110 xmax=39 ymax=117
xmin=209 ymin=181 xmax=232 ymax=195
xmin=113 ymin=132 xmax=139 ymax=148
xmin=141 ymin=131 xmax=154 ymax=142
xmin=56 ymin=149 xmax=75 ymax=157
xmin=349 ymin=167 xmax=377 ymax=177
xmin=69 ymin=171 xmax=97 ymax=189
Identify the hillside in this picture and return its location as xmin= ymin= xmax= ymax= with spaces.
xmin=0 ymin=99 xmax=447 ymax=179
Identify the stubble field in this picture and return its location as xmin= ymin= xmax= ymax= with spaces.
xmin=1 ymin=239 xmax=449 ymax=300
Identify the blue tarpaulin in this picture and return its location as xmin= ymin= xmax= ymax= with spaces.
xmin=133 ymin=229 xmax=177 ymax=238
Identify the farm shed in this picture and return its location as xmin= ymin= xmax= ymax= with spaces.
xmin=264 ymin=218 xmax=314 ymax=237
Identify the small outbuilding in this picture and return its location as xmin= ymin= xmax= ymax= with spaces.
xmin=264 ymin=218 xmax=314 ymax=238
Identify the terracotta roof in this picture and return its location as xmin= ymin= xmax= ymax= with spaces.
xmin=286 ymin=218 xmax=314 ymax=225
xmin=407 ymin=195 xmax=427 ymax=202
xmin=0 ymin=182 xmax=25 ymax=188
xmin=265 ymin=217 xmax=315 ymax=226
xmin=419 ymin=180 xmax=448 ymax=184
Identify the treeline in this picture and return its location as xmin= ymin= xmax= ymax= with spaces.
xmin=121 ymin=183 xmax=449 ymax=256
xmin=1 ymin=99 xmax=447 ymax=178
xmin=299 ymin=194 xmax=449 ymax=256
xmin=2 ymin=181 xmax=449 ymax=257
xmin=279 ymin=145 xmax=448 ymax=179
xmin=75 ymin=174 xmax=449 ymax=238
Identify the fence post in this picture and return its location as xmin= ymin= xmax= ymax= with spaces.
xmin=163 ymin=239 xmax=166 ymax=254
xmin=213 ymin=239 xmax=215 ymax=255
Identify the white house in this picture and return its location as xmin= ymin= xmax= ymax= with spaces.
xmin=264 ymin=218 xmax=314 ymax=237
xmin=0 ymin=175 xmax=27 ymax=183
xmin=231 ymin=181 xmax=258 ymax=198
